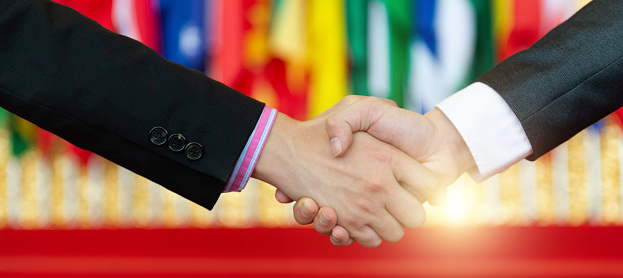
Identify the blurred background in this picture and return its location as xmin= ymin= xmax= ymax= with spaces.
xmin=2 ymin=0 xmax=623 ymax=277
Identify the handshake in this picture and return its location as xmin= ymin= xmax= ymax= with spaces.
xmin=251 ymin=95 xmax=478 ymax=248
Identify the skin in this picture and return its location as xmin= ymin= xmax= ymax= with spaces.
xmin=252 ymin=104 xmax=437 ymax=248
xmin=276 ymin=96 xmax=477 ymax=247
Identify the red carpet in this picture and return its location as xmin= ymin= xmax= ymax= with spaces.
xmin=1 ymin=227 xmax=622 ymax=277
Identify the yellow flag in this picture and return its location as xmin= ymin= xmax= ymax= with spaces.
xmin=307 ymin=0 xmax=347 ymax=118
xmin=269 ymin=0 xmax=308 ymax=95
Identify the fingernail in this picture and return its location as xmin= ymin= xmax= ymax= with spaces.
xmin=319 ymin=211 xmax=330 ymax=225
xmin=301 ymin=202 xmax=316 ymax=218
xmin=330 ymin=137 xmax=342 ymax=157
xmin=331 ymin=231 xmax=341 ymax=242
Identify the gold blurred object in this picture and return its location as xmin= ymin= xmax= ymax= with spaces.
xmin=0 ymin=130 xmax=8 ymax=228
xmin=103 ymin=159 xmax=119 ymax=227
xmin=601 ymin=120 xmax=621 ymax=225
xmin=78 ymin=161 xmax=90 ymax=228
xmin=258 ymin=181 xmax=288 ymax=227
xmin=567 ymin=131 xmax=588 ymax=225
xmin=190 ymin=201 xmax=212 ymax=228
xmin=133 ymin=175 xmax=149 ymax=227
xmin=463 ymin=175 xmax=486 ymax=227
xmin=499 ymin=164 xmax=523 ymax=225
xmin=50 ymin=151 xmax=64 ymax=227
xmin=244 ymin=0 xmax=270 ymax=68
xmin=535 ymin=156 xmax=555 ymax=225
xmin=220 ymin=189 xmax=246 ymax=228
xmin=162 ymin=189 xmax=177 ymax=228
xmin=4 ymin=121 xmax=623 ymax=229
xmin=20 ymin=151 xmax=37 ymax=229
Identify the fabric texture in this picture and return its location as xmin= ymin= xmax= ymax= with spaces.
xmin=437 ymin=82 xmax=532 ymax=181
xmin=477 ymin=0 xmax=623 ymax=160
xmin=0 ymin=0 xmax=265 ymax=209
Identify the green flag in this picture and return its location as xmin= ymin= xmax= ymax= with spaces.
xmin=346 ymin=0 xmax=369 ymax=96
xmin=384 ymin=0 xmax=411 ymax=107
xmin=469 ymin=0 xmax=495 ymax=83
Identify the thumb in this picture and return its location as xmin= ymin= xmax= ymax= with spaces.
xmin=275 ymin=189 xmax=294 ymax=203
xmin=325 ymin=97 xmax=398 ymax=157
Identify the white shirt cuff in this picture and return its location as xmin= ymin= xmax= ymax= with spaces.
xmin=436 ymin=82 xmax=533 ymax=182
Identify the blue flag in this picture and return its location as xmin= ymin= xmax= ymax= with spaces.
xmin=159 ymin=0 xmax=207 ymax=71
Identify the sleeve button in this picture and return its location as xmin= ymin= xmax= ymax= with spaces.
xmin=168 ymin=134 xmax=186 ymax=152
xmin=149 ymin=127 xmax=168 ymax=146
xmin=186 ymin=142 xmax=203 ymax=160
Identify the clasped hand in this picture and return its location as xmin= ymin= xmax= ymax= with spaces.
xmin=256 ymin=96 xmax=476 ymax=248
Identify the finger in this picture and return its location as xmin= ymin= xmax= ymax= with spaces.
xmin=330 ymin=226 xmax=355 ymax=247
xmin=292 ymin=198 xmax=319 ymax=225
xmin=325 ymin=97 xmax=397 ymax=157
xmin=275 ymin=189 xmax=294 ymax=203
xmin=314 ymin=95 xmax=366 ymax=118
xmin=394 ymin=151 xmax=439 ymax=203
xmin=388 ymin=154 xmax=436 ymax=228
xmin=367 ymin=210 xmax=406 ymax=243
xmin=386 ymin=184 xmax=428 ymax=229
xmin=349 ymin=225 xmax=383 ymax=248
xmin=379 ymin=98 xmax=399 ymax=107
xmin=428 ymin=186 xmax=447 ymax=206
xmin=313 ymin=207 xmax=338 ymax=236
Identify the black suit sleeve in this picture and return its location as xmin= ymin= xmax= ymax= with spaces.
xmin=0 ymin=0 xmax=265 ymax=209
xmin=476 ymin=0 xmax=623 ymax=160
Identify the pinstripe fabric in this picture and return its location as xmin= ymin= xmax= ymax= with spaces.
xmin=0 ymin=0 xmax=265 ymax=209
xmin=477 ymin=0 xmax=623 ymax=160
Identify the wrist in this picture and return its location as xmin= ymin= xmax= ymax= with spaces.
xmin=425 ymin=108 xmax=476 ymax=175
xmin=251 ymin=112 xmax=293 ymax=186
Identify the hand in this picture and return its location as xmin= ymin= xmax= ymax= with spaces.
xmin=325 ymin=96 xmax=476 ymax=203
xmin=280 ymin=197 xmax=356 ymax=246
xmin=279 ymin=96 xmax=477 ymax=246
xmin=252 ymin=109 xmax=434 ymax=248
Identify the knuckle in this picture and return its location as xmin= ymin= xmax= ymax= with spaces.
xmin=367 ymin=96 xmax=391 ymax=108
xmin=343 ymin=95 xmax=363 ymax=104
xmin=339 ymin=215 xmax=359 ymax=230
xmin=415 ymin=172 xmax=440 ymax=198
xmin=361 ymin=237 xmax=382 ymax=248
xmin=314 ymin=222 xmax=331 ymax=234
xmin=385 ymin=228 xmax=405 ymax=243
xmin=353 ymin=196 xmax=380 ymax=215
xmin=405 ymin=212 xmax=426 ymax=229
xmin=325 ymin=116 xmax=340 ymax=129
xmin=365 ymin=178 xmax=390 ymax=195
xmin=295 ymin=216 xmax=309 ymax=225
xmin=369 ymin=148 xmax=392 ymax=164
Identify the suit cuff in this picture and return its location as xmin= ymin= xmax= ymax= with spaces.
xmin=223 ymin=106 xmax=277 ymax=192
xmin=436 ymin=82 xmax=533 ymax=182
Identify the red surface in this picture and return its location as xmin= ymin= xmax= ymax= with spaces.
xmin=1 ymin=227 xmax=623 ymax=277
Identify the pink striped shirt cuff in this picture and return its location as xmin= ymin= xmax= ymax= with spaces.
xmin=223 ymin=106 xmax=277 ymax=193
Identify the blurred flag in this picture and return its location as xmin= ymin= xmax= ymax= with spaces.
xmin=367 ymin=0 xmax=390 ymax=100
xmin=268 ymin=0 xmax=309 ymax=120
xmin=469 ymin=0 xmax=495 ymax=82
xmin=209 ymin=0 xmax=245 ymax=86
xmin=112 ymin=0 xmax=161 ymax=52
xmin=407 ymin=0 xmax=477 ymax=113
xmin=54 ymin=0 xmax=115 ymax=30
xmin=499 ymin=0 xmax=540 ymax=61
xmin=159 ymin=0 xmax=206 ymax=70
xmin=385 ymin=0 xmax=411 ymax=108
xmin=307 ymin=0 xmax=347 ymax=117
xmin=346 ymin=0 xmax=369 ymax=96
xmin=8 ymin=117 xmax=35 ymax=156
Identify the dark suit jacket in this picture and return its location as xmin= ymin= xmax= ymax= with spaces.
xmin=0 ymin=0 xmax=265 ymax=209
xmin=477 ymin=0 xmax=623 ymax=160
